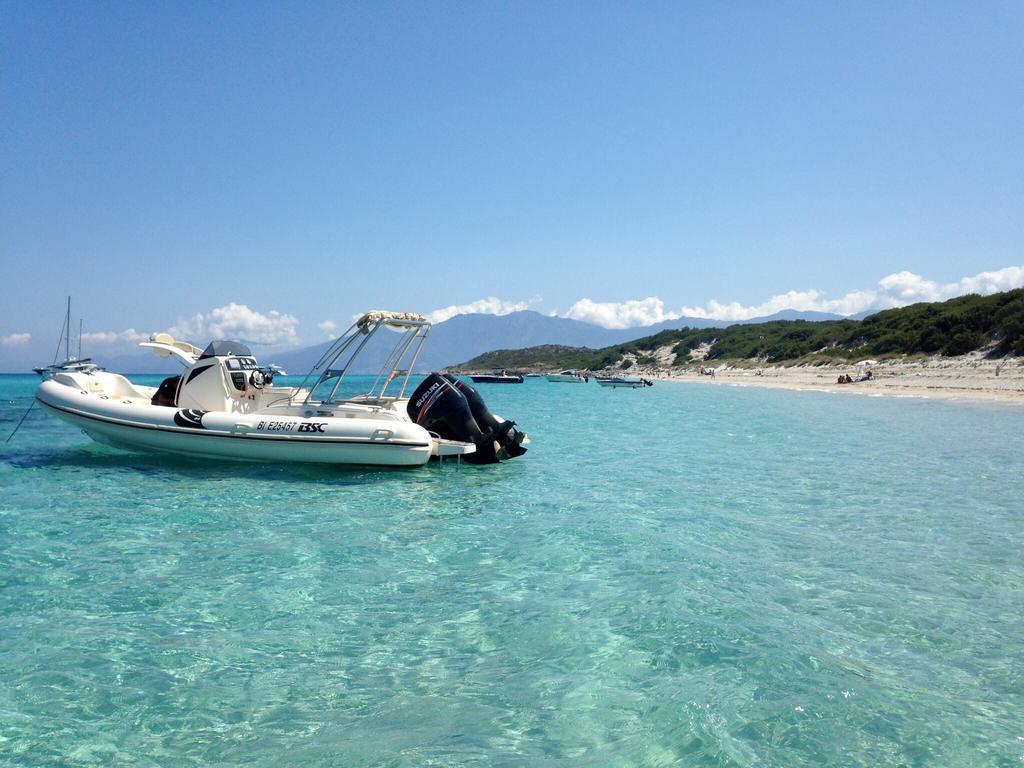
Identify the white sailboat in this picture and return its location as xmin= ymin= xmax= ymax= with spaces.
xmin=33 ymin=297 xmax=103 ymax=378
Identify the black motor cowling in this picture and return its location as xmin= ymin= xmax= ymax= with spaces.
xmin=442 ymin=375 xmax=527 ymax=459
xmin=407 ymin=373 xmax=528 ymax=464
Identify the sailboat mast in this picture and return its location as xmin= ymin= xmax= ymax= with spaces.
xmin=78 ymin=319 xmax=83 ymax=360
xmin=64 ymin=296 xmax=71 ymax=362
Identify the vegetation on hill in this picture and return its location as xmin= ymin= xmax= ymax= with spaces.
xmin=456 ymin=344 xmax=600 ymax=370
xmin=451 ymin=289 xmax=1024 ymax=370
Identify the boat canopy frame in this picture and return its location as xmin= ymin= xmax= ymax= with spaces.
xmin=295 ymin=311 xmax=431 ymax=406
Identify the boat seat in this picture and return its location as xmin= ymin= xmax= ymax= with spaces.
xmin=149 ymin=332 xmax=203 ymax=359
xmin=98 ymin=374 xmax=148 ymax=399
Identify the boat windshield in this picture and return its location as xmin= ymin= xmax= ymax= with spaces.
xmin=199 ymin=340 xmax=253 ymax=359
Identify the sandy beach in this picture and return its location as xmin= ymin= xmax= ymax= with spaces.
xmin=645 ymin=357 xmax=1024 ymax=404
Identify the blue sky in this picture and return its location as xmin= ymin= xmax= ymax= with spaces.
xmin=2 ymin=1 xmax=1022 ymax=363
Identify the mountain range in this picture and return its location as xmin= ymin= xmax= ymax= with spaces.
xmin=68 ymin=309 xmax=862 ymax=375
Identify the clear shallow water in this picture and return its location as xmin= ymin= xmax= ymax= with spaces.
xmin=1 ymin=373 xmax=1022 ymax=767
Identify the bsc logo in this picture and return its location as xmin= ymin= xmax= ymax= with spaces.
xmin=298 ymin=422 xmax=327 ymax=433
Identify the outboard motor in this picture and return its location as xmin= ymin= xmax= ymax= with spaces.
xmin=408 ymin=373 xmax=528 ymax=464
xmin=442 ymin=375 xmax=527 ymax=459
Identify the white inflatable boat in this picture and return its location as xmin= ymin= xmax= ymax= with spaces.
xmin=545 ymin=370 xmax=588 ymax=383
xmin=36 ymin=311 xmax=528 ymax=468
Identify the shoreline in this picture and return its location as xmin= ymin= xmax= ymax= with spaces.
xmin=644 ymin=359 xmax=1024 ymax=405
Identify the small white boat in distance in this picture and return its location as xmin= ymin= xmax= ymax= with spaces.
xmin=469 ymin=371 xmax=524 ymax=384
xmin=36 ymin=311 xmax=529 ymax=467
xmin=594 ymin=376 xmax=653 ymax=389
xmin=545 ymin=370 xmax=588 ymax=383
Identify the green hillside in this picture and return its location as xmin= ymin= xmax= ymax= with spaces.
xmin=451 ymin=288 xmax=1024 ymax=371
xmin=452 ymin=344 xmax=600 ymax=371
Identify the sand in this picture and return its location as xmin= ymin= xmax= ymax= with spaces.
xmin=641 ymin=358 xmax=1024 ymax=405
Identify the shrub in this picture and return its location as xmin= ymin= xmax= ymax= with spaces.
xmin=944 ymin=331 xmax=985 ymax=357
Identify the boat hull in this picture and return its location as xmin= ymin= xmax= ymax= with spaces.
xmin=37 ymin=380 xmax=434 ymax=467
xmin=468 ymin=375 xmax=523 ymax=384
xmin=545 ymin=374 xmax=585 ymax=383
xmin=595 ymin=377 xmax=649 ymax=388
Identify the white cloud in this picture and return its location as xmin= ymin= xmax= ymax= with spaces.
xmin=1 ymin=332 xmax=31 ymax=347
xmin=956 ymin=266 xmax=1024 ymax=295
xmin=563 ymin=266 xmax=1024 ymax=327
xmin=317 ymin=320 xmax=337 ymax=339
xmin=168 ymin=303 xmax=299 ymax=346
xmin=678 ymin=266 xmax=1024 ymax=321
xmin=81 ymin=328 xmax=149 ymax=344
xmin=564 ymin=297 xmax=681 ymax=329
xmin=678 ymin=290 xmax=833 ymax=321
xmin=425 ymin=296 xmax=540 ymax=324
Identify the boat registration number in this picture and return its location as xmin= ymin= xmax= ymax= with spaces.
xmin=255 ymin=420 xmax=297 ymax=431
xmin=255 ymin=420 xmax=328 ymax=433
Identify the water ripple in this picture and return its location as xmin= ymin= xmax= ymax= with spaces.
xmin=1 ymin=375 xmax=1022 ymax=766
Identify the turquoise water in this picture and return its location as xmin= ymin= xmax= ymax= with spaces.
xmin=2 ymin=373 xmax=1022 ymax=766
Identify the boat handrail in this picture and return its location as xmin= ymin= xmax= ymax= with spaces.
xmin=294 ymin=312 xmax=431 ymax=407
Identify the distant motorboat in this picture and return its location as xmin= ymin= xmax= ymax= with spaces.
xmin=33 ymin=297 xmax=104 ymax=378
xmin=469 ymin=371 xmax=524 ymax=384
xmin=595 ymin=376 xmax=653 ymax=389
xmin=545 ymin=370 xmax=588 ymax=383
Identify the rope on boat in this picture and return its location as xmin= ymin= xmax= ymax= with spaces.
xmin=5 ymin=398 xmax=36 ymax=444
